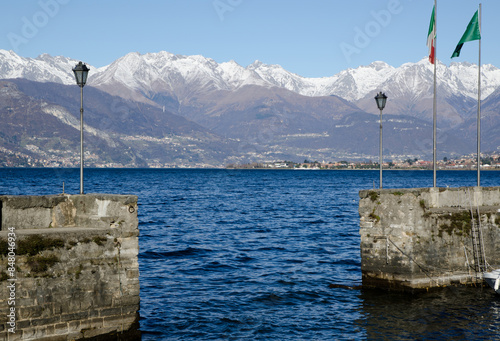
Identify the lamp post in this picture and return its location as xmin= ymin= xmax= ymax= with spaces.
xmin=72 ymin=61 xmax=90 ymax=195
xmin=375 ymin=92 xmax=388 ymax=189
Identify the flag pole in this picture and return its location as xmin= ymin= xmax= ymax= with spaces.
xmin=432 ymin=0 xmax=437 ymax=188
xmin=477 ymin=3 xmax=482 ymax=187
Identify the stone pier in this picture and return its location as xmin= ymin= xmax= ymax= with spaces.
xmin=359 ymin=187 xmax=500 ymax=291
xmin=0 ymin=194 xmax=140 ymax=340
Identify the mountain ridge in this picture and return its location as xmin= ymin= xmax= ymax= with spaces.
xmin=2 ymin=49 xmax=500 ymax=103
xmin=1 ymin=49 xmax=500 ymax=167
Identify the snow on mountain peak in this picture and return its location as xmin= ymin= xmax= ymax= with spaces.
xmin=0 ymin=49 xmax=99 ymax=85
xmin=1 ymin=49 xmax=500 ymax=104
xmin=248 ymin=60 xmax=264 ymax=69
xmin=368 ymin=61 xmax=391 ymax=71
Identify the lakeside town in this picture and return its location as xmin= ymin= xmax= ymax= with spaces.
xmin=2 ymin=143 xmax=500 ymax=170
xmin=226 ymin=152 xmax=500 ymax=170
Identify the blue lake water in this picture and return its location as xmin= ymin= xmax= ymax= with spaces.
xmin=1 ymin=168 xmax=500 ymax=340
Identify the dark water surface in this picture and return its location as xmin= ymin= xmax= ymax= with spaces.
xmin=1 ymin=168 xmax=500 ymax=340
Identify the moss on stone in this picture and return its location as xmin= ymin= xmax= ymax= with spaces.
xmin=0 ymin=239 xmax=8 ymax=257
xmin=368 ymin=191 xmax=379 ymax=202
xmin=75 ymin=264 xmax=83 ymax=279
xmin=17 ymin=235 xmax=64 ymax=256
xmin=66 ymin=240 xmax=78 ymax=250
xmin=438 ymin=211 xmax=472 ymax=237
xmin=369 ymin=208 xmax=381 ymax=223
xmin=419 ymin=199 xmax=427 ymax=210
xmin=27 ymin=254 xmax=59 ymax=273
xmin=92 ymin=236 xmax=107 ymax=246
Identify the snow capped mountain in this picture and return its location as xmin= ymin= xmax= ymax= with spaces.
xmin=85 ymin=51 xmax=500 ymax=108
xmin=247 ymin=60 xmax=321 ymax=96
xmin=219 ymin=60 xmax=267 ymax=89
xmin=0 ymin=49 xmax=99 ymax=85
xmin=245 ymin=60 xmax=395 ymax=101
xmin=317 ymin=61 xmax=395 ymax=101
xmin=345 ymin=57 xmax=500 ymax=128
xmin=1 ymin=49 xmax=500 ymax=112
xmin=89 ymin=51 xmax=268 ymax=99
xmin=449 ymin=62 xmax=500 ymax=99
xmin=3 ymin=49 xmax=500 ymax=164
xmin=374 ymin=58 xmax=500 ymax=101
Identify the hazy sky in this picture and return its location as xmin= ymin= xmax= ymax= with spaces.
xmin=0 ymin=1 xmax=496 ymax=77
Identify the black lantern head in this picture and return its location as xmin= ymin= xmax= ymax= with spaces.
xmin=72 ymin=61 xmax=90 ymax=87
xmin=374 ymin=92 xmax=388 ymax=111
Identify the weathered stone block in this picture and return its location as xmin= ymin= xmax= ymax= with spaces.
xmin=0 ymin=194 xmax=139 ymax=340
xmin=51 ymin=200 xmax=76 ymax=227
xmin=115 ymin=295 xmax=140 ymax=307
xmin=21 ymin=326 xmax=45 ymax=340
xmin=90 ymin=317 xmax=104 ymax=328
xmin=4 ymin=206 xmax=52 ymax=230
xmin=18 ymin=305 xmax=43 ymax=319
xmin=83 ymin=326 xmax=117 ymax=338
xmin=54 ymin=322 xmax=68 ymax=335
xmin=1 ymin=331 xmax=22 ymax=341
xmin=67 ymin=319 xmax=80 ymax=332
xmin=33 ymin=335 xmax=67 ymax=341
xmin=31 ymin=316 xmax=62 ymax=327
xmin=62 ymin=311 xmax=89 ymax=323
xmin=45 ymin=324 xmax=55 ymax=335
xmin=102 ymin=314 xmax=137 ymax=328
xmin=122 ymin=304 xmax=140 ymax=314
xmin=99 ymin=306 xmax=125 ymax=317
xmin=79 ymin=318 xmax=94 ymax=331
xmin=360 ymin=187 xmax=500 ymax=291
xmin=16 ymin=319 xmax=31 ymax=329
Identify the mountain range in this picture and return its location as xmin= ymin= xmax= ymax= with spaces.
xmin=0 ymin=49 xmax=499 ymax=167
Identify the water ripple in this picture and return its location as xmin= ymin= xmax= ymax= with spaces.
xmin=2 ymin=169 xmax=500 ymax=340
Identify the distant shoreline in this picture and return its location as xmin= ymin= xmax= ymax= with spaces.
xmin=0 ymin=167 xmax=499 ymax=171
xmin=225 ymin=168 xmax=500 ymax=171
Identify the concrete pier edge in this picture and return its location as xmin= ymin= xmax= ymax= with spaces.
xmin=0 ymin=193 xmax=140 ymax=340
xmin=359 ymin=186 xmax=500 ymax=292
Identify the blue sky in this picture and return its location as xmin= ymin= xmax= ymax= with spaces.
xmin=0 ymin=1 xmax=497 ymax=77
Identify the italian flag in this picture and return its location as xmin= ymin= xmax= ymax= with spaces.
xmin=427 ymin=6 xmax=436 ymax=64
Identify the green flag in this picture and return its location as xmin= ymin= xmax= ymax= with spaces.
xmin=451 ymin=10 xmax=481 ymax=58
